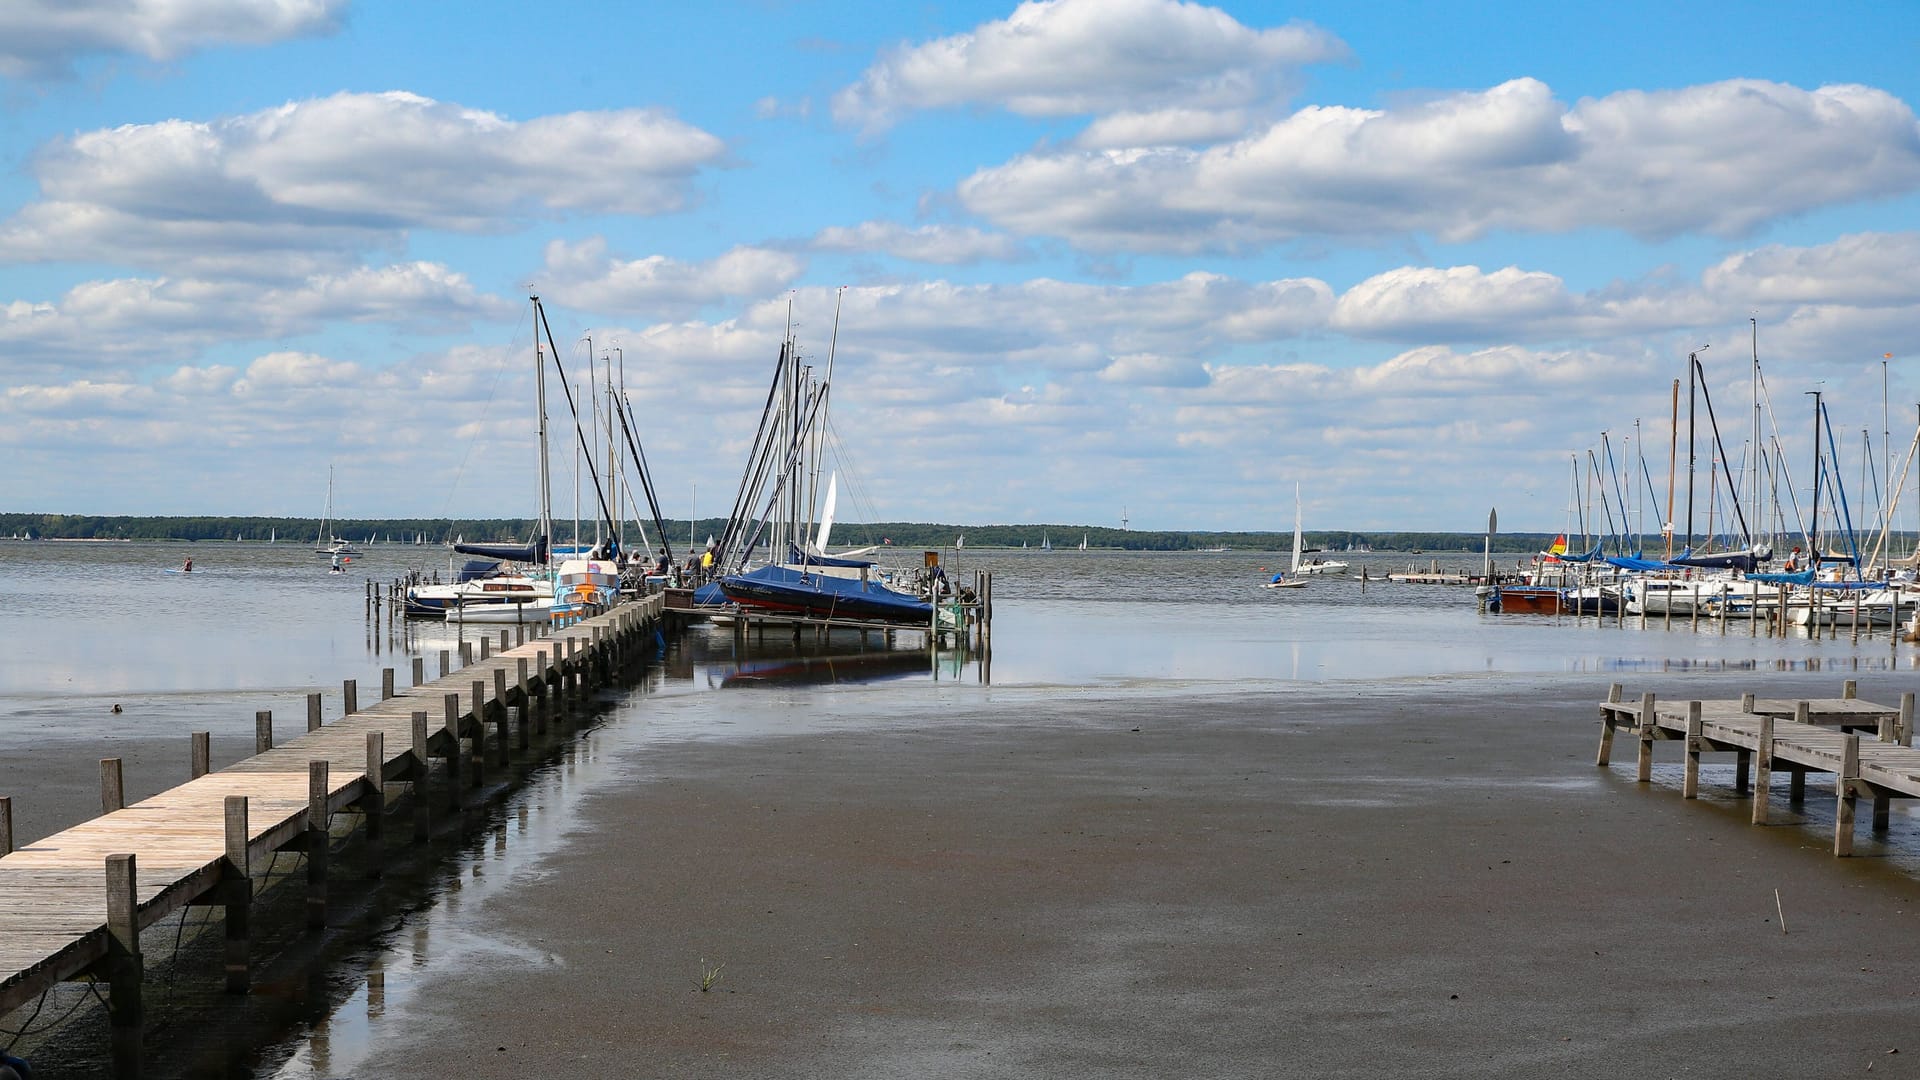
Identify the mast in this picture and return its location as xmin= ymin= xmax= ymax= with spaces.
xmin=1808 ymin=390 xmax=1823 ymax=561
xmin=1665 ymin=378 xmax=1679 ymax=559
xmin=532 ymin=298 xmax=553 ymax=563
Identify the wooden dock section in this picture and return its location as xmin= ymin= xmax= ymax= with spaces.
xmin=0 ymin=596 xmax=664 ymax=1077
xmin=1596 ymin=679 xmax=1920 ymax=856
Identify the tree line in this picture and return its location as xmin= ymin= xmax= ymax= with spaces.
xmin=0 ymin=512 xmax=1726 ymax=555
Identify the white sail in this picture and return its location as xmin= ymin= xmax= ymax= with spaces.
xmin=1290 ymin=484 xmax=1304 ymax=574
xmin=813 ymin=471 xmax=838 ymax=554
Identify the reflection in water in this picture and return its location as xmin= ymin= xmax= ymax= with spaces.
xmin=668 ymin=621 xmax=982 ymax=689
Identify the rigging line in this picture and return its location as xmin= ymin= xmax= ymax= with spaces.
xmin=1692 ymin=353 xmax=1754 ymax=548
xmin=535 ymin=301 xmax=616 ymax=542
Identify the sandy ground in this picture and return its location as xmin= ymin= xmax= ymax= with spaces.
xmin=311 ymin=670 xmax=1920 ymax=1080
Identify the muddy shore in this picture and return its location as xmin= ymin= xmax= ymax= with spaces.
xmin=311 ymin=671 xmax=1920 ymax=1079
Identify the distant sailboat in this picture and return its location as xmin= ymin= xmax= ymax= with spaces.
xmin=957 ymin=535 xmax=964 ymax=549
xmin=1041 ymin=533 xmax=1052 ymax=552
xmin=1079 ymin=533 xmax=1088 ymax=551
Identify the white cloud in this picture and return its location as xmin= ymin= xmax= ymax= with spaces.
xmin=958 ymin=78 xmax=1920 ymax=251
xmin=1073 ymin=107 xmax=1251 ymax=149
xmin=0 ymin=92 xmax=729 ymax=274
xmin=539 ymin=238 xmax=806 ymax=318
xmin=1332 ymin=265 xmax=1575 ymax=341
xmin=833 ymin=0 xmax=1344 ymax=131
xmin=0 ymin=0 xmax=344 ymax=79
xmin=0 ymin=262 xmax=510 ymax=371
xmin=810 ymin=221 xmax=1026 ymax=264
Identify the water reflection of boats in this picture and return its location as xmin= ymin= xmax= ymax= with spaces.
xmin=716 ymin=649 xmax=933 ymax=688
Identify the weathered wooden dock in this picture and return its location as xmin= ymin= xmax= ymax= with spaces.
xmin=0 ymin=597 xmax=663 ymax=1077
xmin=1596 ymin=680 xmax=1920 ymax=856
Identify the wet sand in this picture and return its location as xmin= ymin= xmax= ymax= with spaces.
xmin=314 ymin=672 xmax=1920 ymax=1079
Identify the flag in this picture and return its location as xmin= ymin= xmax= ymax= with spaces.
xmin=1545 ymin=535 xmax=1567 ymax=561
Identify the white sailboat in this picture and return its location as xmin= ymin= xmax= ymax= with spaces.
xmin=313 ymin=466 xmax=362 ymax=557
xmin=1079 ymin=533 xmax=1088 ymax=551
xmin=1263 ymin=484 xmax=1309 ymax=589
xmin=1290 ymin=485 xmax=1348 ymax=575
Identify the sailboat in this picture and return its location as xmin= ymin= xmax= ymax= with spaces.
xmin=313 ymin=466 xmax=363 ymax=557
xmin=1289 ymin=487 xmax=1348 ymax=575
xmin=1079 ymin=533 xmax=1088 ymax=551
xmin=1263 ymin=485 xmax=1310 ymax=589
xmin=1041 ymin=533 xmax=1052 ymax=552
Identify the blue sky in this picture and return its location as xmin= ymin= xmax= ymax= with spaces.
xmin=5 ymin=0 xmax=1920 ymax=534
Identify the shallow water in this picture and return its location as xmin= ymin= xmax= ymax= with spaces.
xmin=2 ymin=539 xmax=1914 ymax=747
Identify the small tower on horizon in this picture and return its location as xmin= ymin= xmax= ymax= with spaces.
xmin=1121 ymin=506 xmax=1129 ymax=531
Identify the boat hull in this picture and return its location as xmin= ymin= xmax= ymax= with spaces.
xmin=719 ymin=565 xmax=932 ymax=624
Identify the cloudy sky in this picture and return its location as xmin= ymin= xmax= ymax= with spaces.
xmin=4 ymin=0 xmax=1920 ymax=533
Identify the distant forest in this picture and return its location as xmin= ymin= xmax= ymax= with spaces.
xmin=0 ymin=512 xmax=1734 ymax=555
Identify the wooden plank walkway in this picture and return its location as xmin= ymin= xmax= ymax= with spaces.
xmin=1596 ymin=680 xmax=1919 ymax=856
xmin=0 ymin=596 xmax=661 ymax=1060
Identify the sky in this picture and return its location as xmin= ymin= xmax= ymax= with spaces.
xmin=4 ymin=0 xmax=1920 ymax=534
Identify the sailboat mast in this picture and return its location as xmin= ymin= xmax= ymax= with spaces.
xmin=1665 ymin=378 xmax=1679 ymax=559
xmin=1808 ymin=390 xmax=1823 ymax=561
xmin=532 ymin=298 xmax=553 ymax=562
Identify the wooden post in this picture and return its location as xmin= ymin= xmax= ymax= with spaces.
xmin=1790 ymin=703 xmax=1810 ymax=803
xmin=1844 ymin=679 xmax=1858 ymax=700
xmin=413 ymin=656 xmax=426 ymax=686
xmin=192 ymin=731 xmax=211 ymax=778
xmin=1836 ymin=733 xmax=1860 ymax=857
xmin=1752 ymin=712 xmax=1774 ymax=825
xmin=343 ymin=679 xmax=358 ymax=716
xmin=533 ymin=649 xmax=550 ymax=734
xmin=307 ymin=692 xmax=323 ymax=732
xmin=1901 ymin=692 xmax=1915 ymax=747
xmin=0 ymin=796 xmax=11 ymax=856
xmin=516 ymin=624 xmax=526 ymax=647
xmin=499 ymin=629 xmax=509 ymax=654
xmin=439 ymin=649 xmax=451 ymax=678
xmin=1596 ymin=683 xmax=1622 ymax=766
xmin=493 ymin=667 xmax=508 ymax=749
xmin=105 ymin=852 xmax=144 ymax=1078
xmin=382 ymin=667 xmax=396 ymax=700
xmin=442 ymin=693 xmax=463 ymax=807
xmin=1635 ymin=692 xmax=1656 ymax=783
xmin=1741 ymin=691 xmax=1756 ymax=712
xmin=223 ymin=795 xmax=251 ymax=993
xmin=461 ymin=641 xmax=474 ymax=668
xmin=480 ymin=636 xmax=491 ymax=661
xmin=469 ymin=679 xmax=487 ymax=787
xmin=363 ymin=730 xmax=386 ymax=845
xmin=101 ymin=757 xmax=124 ymax=814
xmin=255 ymin=710 xmax=273 ymax=754
xmin=410 ymin=711 xmax=431 ymax=840
xmin=306 ymin=760 xmax=329 ymax=928
xmin=1682 ymin=701 xmax=1703 ymax=799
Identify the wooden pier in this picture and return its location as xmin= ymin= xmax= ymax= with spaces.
xmin=1596 ymin=680 xmax=1920 ymax=856
xmin=0 ymin=596 xmax=664 ymax=1077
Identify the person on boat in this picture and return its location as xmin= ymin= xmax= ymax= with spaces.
xmin=699 ymin=547 xmax=715 ymax=575
xmin=182 ymin=556 xmax=193 ymax=572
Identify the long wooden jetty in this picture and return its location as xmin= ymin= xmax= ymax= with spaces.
xmin=1596 ymin=680 xmax=1920 ymax=856
xmin=0 ymin=596 xmax=664 ymax=1077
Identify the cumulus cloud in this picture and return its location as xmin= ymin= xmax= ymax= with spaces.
xmin=538 ymin=238 xmax=806 ymax=317
xmin=1072 ymin=107 xmax=1252 ymax=149
xmin=1332 ymin=265 xmax=1576 ymax=341
xmin=0 ymin=91 xmax=728 ymax=274
xmin=958 ymin=78 xmax=1920 ymax=251
xmin=809 ymin=221 xmax=1026 ymax=264
xmin=0 ymin=0 xmax=344 ymax=79
xmin=833 ymin=0 xmax=1344 ymax=131
xmin=0 ymin=262 xmax=510 ymax=372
